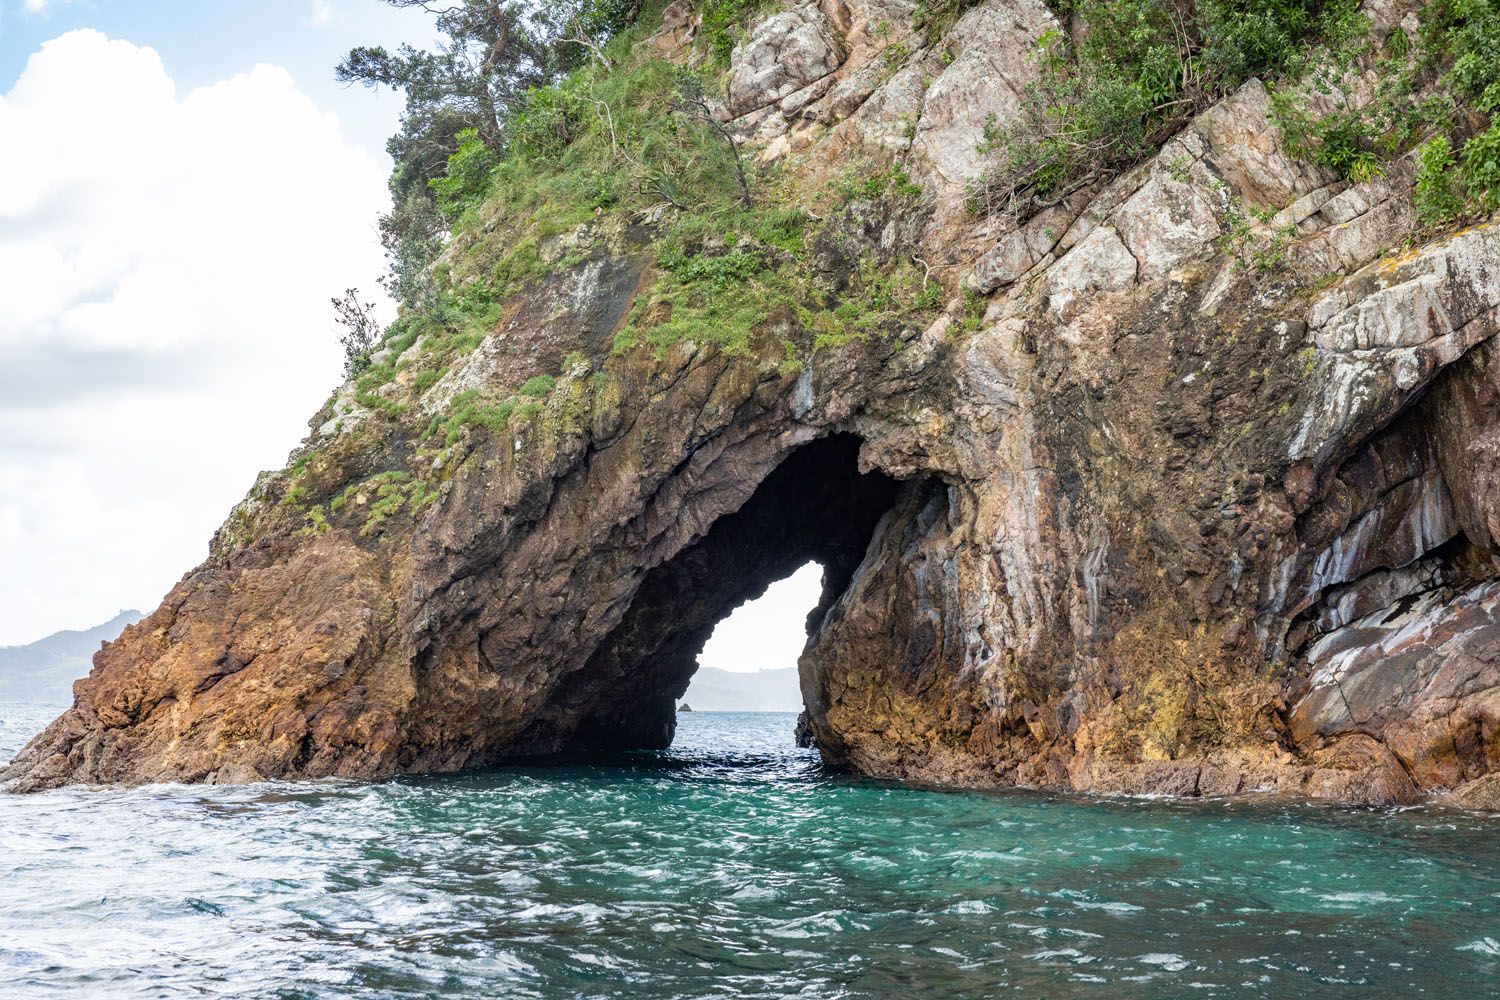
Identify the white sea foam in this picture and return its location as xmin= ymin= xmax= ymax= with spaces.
xmin=1458 ymin=937 xmax=1500 ymax=956
xmin=1319 ymin=891 xmax=1398 ymax=905
xmin=1138 ymin=953 xmax=1191 ymax=972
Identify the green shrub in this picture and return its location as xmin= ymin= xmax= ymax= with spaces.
xmin=519 ymin=374 xmax=557 ymax=397
xmin=699 ymin=0 xmax=768 ymax=64
xmin=512 ymin=84 xmax=592 ymax=158
xmin=429 ymin=128 xmax=498 ymax=221
xmin=979 ymin=0 xmax=1366 ymax=208
xmin=1418 ymin=2 xmax=1499 ymax=211
xmin=1415 ymin=135 xmax=1465 ymax=221
xmin=1271 ymin=93 xmax=1388 ymax=182
xmin=1460 ymin=120 xmax=1500 ymax=208
xmin=1273 ymin=0 xmax=1499 ymax=220
xmin=1426 ymin=0 xmax=1500 ymax=108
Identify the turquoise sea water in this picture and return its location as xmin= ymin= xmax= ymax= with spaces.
xmin=2 ymin=703 xmax=1498 ymax=998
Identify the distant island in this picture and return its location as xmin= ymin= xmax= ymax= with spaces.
xmin=680 ymin=667 xmax=801 ymax=713
xmin=0 ymin=611 xmax=142 ymax=704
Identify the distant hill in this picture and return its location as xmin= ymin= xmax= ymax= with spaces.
xmin=0 ymin=610 xmax=143 ymax=704
xmin=680 ymin=666 xmax=802 ymax=712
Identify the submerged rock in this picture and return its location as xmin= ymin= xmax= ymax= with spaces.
xmin=7 ymin=0 xmax=1500 ymax=808
xmin=794 ymin=711 xmax=814 ymax=749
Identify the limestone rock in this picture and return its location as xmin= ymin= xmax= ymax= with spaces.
xmin=727 ymin=5 xmax=845 ymax=117
xmin=909 ymin=0 xmax=1056 ymax=216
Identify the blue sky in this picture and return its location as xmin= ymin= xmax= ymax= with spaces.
xmin=0 ymin=0 xmax=427 ymax=158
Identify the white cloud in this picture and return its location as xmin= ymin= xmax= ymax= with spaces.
xmin=0 ymin=30 xmax=390 ymax=645
xmin=310 ymin=1 xmax=335 ymax=26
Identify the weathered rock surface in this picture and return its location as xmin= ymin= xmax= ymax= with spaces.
xmin=8 ymin=0 xmax=1500 ymax=809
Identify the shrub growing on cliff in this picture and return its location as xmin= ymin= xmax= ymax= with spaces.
xmin=699 ymin=0 xmax=770 ymax=64
xmin=1270 ymin=90 xmax=1393 ymax=183
xmin=429 ymin=128 xmax=500 ymax=221
xmin=332 ymin=288 xmax=381 ymax=378
xmin=340 ymin=0 xmax=641 ymax=305
xmin=977 ymin=0 xmax=1366 ymax=215
xmin=1270 ymin=0 xmax=1500 ymax=222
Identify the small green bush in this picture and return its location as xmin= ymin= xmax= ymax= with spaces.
xmin=519 ymin=374 xmax=557 ymax=398
xmin=429 ymin=128 xmax=498 ymax=221
xmin=979 ymin=0 xmax=1367 ymax=208
xmin=699 ymin=0 xmax=768 ymax=64
xmin=1422 ymin=1 xmax=1499 ymax=208
xmin=512 ymin=84 xmax=592 ymax=159
xmin=1272 ymin=94 xmax=1388 ymax=182
xmin=1460 ymin=121 xmax=1500 ymax=209
xmin=1415 ymin=135 xmax=1465 ymax=221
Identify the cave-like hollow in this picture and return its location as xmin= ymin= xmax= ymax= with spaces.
xmin=553 ymin=433 xmax=904 ymax=753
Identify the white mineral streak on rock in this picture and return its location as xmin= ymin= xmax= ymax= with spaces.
xmin=1293 ymin=581 xmax=1500 ymax=767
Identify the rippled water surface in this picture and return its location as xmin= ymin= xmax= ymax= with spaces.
xmin=3 ymin=703 xmax=1499 ymax=998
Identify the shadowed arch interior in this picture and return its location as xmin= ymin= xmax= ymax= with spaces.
xmin=516 ymin=433 xmax=906 ymax=752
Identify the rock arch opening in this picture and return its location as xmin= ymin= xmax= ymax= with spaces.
xmin=539 ymin=433 xmax=905 ymax=753
xmin=681 ymin=562 xmax=822 ymax=712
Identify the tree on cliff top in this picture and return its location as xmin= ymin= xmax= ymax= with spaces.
xmin=339 ymin=0 xmax=638 ymax=304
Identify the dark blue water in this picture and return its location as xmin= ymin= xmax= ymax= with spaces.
xmin=2 ymin=703 xmax=1497 ymax=998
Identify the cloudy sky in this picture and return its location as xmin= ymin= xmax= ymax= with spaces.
xmin=0 ymin=0 xmax=818 ymax=671
xmin=0 ymin=0 xmax=417 ymax=646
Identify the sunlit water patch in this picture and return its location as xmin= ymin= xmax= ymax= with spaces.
xmin=2 ymin=702 xmax=1497 ymax=998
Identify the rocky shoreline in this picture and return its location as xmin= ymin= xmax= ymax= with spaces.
xmin=7 ymin=0 xmax=1500 ymax=809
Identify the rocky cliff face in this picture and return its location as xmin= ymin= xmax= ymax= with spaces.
xmin=8 ymin=0 xmax=1500 ymax=807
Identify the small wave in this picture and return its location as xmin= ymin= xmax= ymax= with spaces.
xmin=1137 ymin=953 xmax=1190 ymax=972
xmin=945 ymin=899 xmax=994 ymax=914
xmin=1028 ymin=947 xmax=1097 ymax=963
xmin=1072 ymin=900 xmax=1144 ymax=913
xmin=1319 ymin=891 xmax=1399 ymax=905
xmin=1458 ymin=937 xmax=1500 ymax=956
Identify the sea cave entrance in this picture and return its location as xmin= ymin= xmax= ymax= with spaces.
xmin=559 ymin=433 xmax=904 ymax=752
